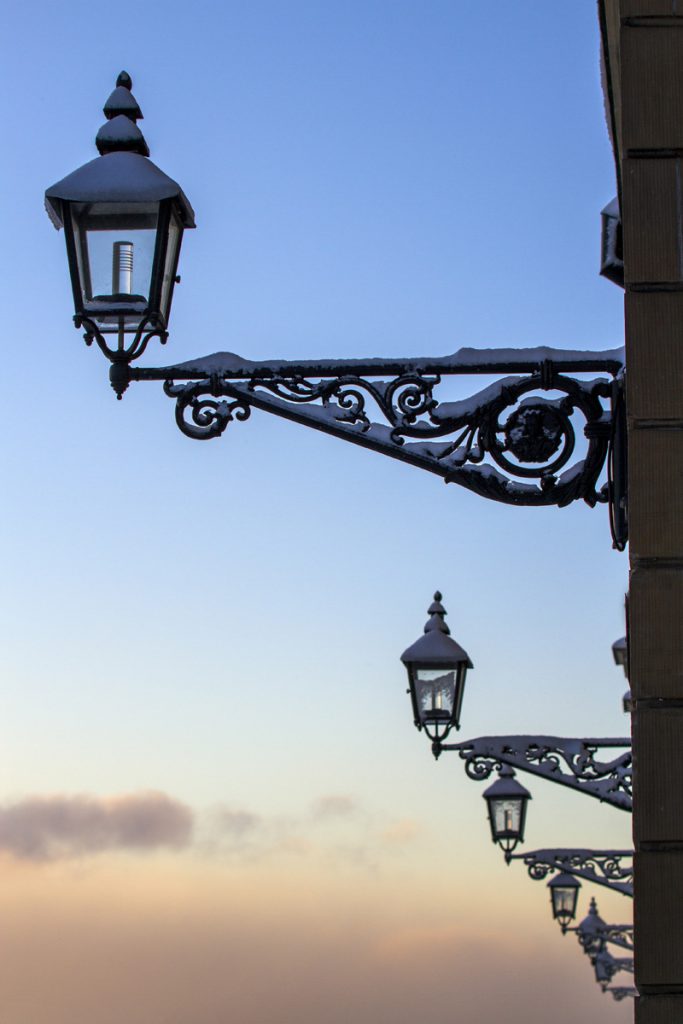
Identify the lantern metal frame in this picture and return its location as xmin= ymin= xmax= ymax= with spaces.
xmin=547 ymin=871 xmax=582 ymax=932
xmin=401 ymin=592 xmax=472 ymax=742
xmin=482 ymin=765 xmax=532 ymax=861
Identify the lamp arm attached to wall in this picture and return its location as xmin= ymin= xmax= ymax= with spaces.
xmin=509 ymin=848 xmax=634 ymax=897
xmin=435 ymin=734 xmax=632 ymax=810
xmin=121 ymin=348 xmax=626 ymax=544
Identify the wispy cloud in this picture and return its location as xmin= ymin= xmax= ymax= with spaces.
xmin=310 ymin=794 xmax=357 ymax=820
xmin=0 ymin=792 xmax=193 ymax=861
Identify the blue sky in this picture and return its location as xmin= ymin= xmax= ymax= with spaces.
xmin=0 ymin=3 xmax=631 ymax=1022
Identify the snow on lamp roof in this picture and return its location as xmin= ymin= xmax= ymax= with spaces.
xmin=103 ymin=72 xmax=144 ymax=121
xmin=44 ymin=71 xmax=195 ymax=229
xmin=401 ymin=591 xmax=473 ymax=668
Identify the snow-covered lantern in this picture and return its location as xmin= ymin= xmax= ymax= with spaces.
xmin=548 ymin=872 xmax=581 ymax=933
xmin=576 ymin=898 xmax=607 ymax=956
xmin=483 ymin=765 xmax=531 ymax=861
xmin=401 ymin=592 xmax=473 ymax=746
xmin=45 ymin=73 xmax=195 ymax=351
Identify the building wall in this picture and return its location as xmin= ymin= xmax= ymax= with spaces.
xmin=615 ymin=2 xmax=683 ymax=1020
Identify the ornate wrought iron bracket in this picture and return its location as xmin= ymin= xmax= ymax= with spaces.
xmin=575 ymin=923 xmax=634 ymax=953
xmin=121 ymin=346 xmax=626 ymax=546
xmin=435 ymin=734 xmax=632 ymax=810
xmin=606 ymin=986 xmax=637 ymax=1001
xmin=510 ymin=848 xmax=633 ymax=896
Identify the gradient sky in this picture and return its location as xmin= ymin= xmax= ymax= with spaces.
xmin=0 ymin=2 xmax=631 ymax=1022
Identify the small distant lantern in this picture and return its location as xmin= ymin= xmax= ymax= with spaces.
xmin=622 ymin=690 xmax=633 ymax=715
xmin=612 ymin=636 xmax=628 ymax=676
xmin=482 ymin=765 xmax=531 ymax=861
xmin=594 ymin=947 xmax=619 ymax=990
xmin=576 ymin=898 xmax=607 ymax=957
xmin=600 ymin=197 xmax=624 ymax=288
xmin=548 ymin=872 xmax=581 ymax=933
xmin=45 ymin=72 xmax=195 ymax=381
xmin=401 ymin=592 xmax=473 ymax=746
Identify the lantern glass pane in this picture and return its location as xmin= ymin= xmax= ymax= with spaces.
xmin=553 ymin=887 xmax=576 ymax=916
xmin=490 ymin=797 xmax=522 ymax=838
xmin=159 ymin=208 xmax=182 ymax=320
xmin=415 ymin=669 xmax=455 ymax=727
xmin=71 ymin=202 xmax=159 ymax=323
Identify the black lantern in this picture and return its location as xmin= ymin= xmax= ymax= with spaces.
xmin=401 ymin=592 xmax=473 ymax=746
xmin=547 ymin=871 xmax=581 ymax=933
xmin=45 ymin=73 xmax=195 ymax=364
xmin=612 ymin=635 xmax=628 ymax=676
xmin=576 ymin=897 xmax=607 ymax=956
xmin=622 ymin=689 xmax=633 ymax=714
xmin=594 ymin=947 xmax=619 ymax=990
xmin=482 ymin=765 xmax=531 ymax=861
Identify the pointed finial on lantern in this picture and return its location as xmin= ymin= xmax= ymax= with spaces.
xmin=424 ymin=591 xmax=450 ymax=635
xmin=97 ymin=70 xmax=149 ymax=157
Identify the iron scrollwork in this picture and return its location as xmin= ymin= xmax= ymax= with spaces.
xmin=437 ymin=735 xmax=632 ymax=811
xmin=511 ymin=848 xmax=633 ymax=897
xmin=131 ymin=347 xmax=626 ymax=537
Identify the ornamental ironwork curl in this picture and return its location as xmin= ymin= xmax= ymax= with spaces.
xmin=438 ymin=735 xmax=632 ymax=811
xmin=164 ymin=379 xmax=251 ymax=440
xmin=137 ymin=349 xmax=624 ymax=523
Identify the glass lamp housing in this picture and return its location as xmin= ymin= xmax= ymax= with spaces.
xmin=548 ymin=872 xmax=581 ymax=932
xmin=483 ymin=766 xmax=531 ymax=859
xmin=594 ymin=948 xmax=618 ymax=989
xmin=63 ymin=197 xmax=183 ymax=333
xmin=400 ymin=595 xmax=472 ymax=743
xmin=612 ymin=635 xmax=628 ymax=677
xmin=46 ymin=149 xmax=195 ymax=338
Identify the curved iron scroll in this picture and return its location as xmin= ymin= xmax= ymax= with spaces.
xmin=510 ymin=848 xmax=633 ymax=896
xmin=133 ymin=347 xmax=625 ymax=517
xmin=438 ymin=735 xmax=632 ymax=811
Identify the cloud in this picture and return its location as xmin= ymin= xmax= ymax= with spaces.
xmin=0 ymin=792 xmax=193 ymax=861
xmin=215 ymin=809 xmax=262 ymax=837
xmin=380 ymin=818 xmax=421 ymax=845
xmin=311 ymin=795 xmax=357 ymax=820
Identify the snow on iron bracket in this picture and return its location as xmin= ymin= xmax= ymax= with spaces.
xmin=509 ymin=848 xmax=634 ymax=896
xmin=435 ymin=734 xmax=632 ymax=811
xmin=126 ymin=346 xmax=627 ymax=547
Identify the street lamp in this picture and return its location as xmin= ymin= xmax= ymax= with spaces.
xmin=401 ymin=593 xmax=472 ymax=745
xmin=45 ymin=74 xmax=628 ymax=545
xmin=45 ymin=72 xmax=195 ymax=396
xmin=483 ymin=765 xmax=531 ymax=861
xmin=612 ymin=634 xmax=632 ymax=713
xmin=547 ymin=871 xmax=582 ymax=932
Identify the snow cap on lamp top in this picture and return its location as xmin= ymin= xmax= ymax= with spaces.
xmin=400 ymin=591 xmax=473 ymax=668
xmin=45 ymin=71 xmax=195 ymax=230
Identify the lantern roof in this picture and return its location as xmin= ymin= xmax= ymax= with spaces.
xmin=45 ymin=71 xmax=195 ymax=230
xmin=548 ymin=871 xmax=581 ymax=890
xmin=578 ymin=897 xmax=606 ymax=935
xmin=612 ymin=635 xmax=627 ymax=666
xmin=400 ymin=591 xmax=473 ymax=668
xmin=483 ymin=764 xmax=531 ymax=801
